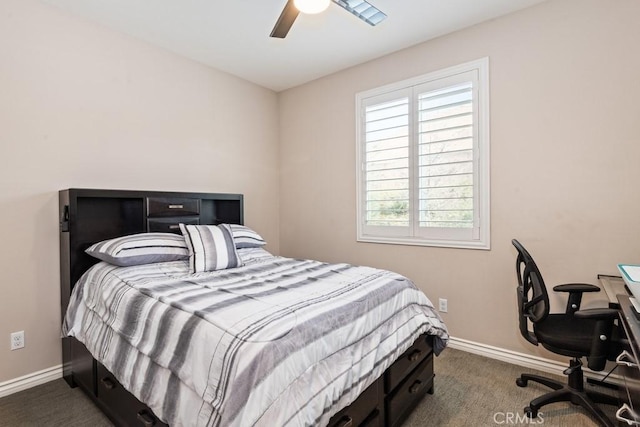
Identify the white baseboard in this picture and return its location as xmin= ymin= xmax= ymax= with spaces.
xmin=0 ymin=365 xmax=63 ymax=399
xmin=448 ymin=336 xmax=623 ymax=384
xmin=448 ymin=336 xmax=567 ymax=375
xmin=0 ymin=337 xmax=620 ymax=399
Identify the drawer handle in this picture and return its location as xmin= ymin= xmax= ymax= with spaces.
xmin=368 ymin=408 xmax=380 ymax=421
xmin=137 ymin=410 xmax=156 ymax=427
xmin=409 ymin=380 xmax=423 ymax=394
xmin=100 ymin=377 xmax=116 ymax=390
xmin=616 ymin=403 xmax=640 ymax=425
xmin=335 ymin=415 xmax=353 ymax=427
xmin=168 ymin=225 xmax=180 ymax=230
xmin=408 ymin=349 xmax=422 ymax=362
xmin=168 ymin=204 xmax=184 ymax=209
xmin=616 ymin=350 xmax=639 ymax=368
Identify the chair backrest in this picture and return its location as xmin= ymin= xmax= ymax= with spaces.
xmin=512 ymin=239 xmax=550 ymax=346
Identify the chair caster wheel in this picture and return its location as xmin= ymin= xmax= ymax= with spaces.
xmin=524 ymin=407 xmax=538 ymax=418
xmin=516 ymin=378 xmax=527 ymax=387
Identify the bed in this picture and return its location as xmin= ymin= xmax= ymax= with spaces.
xmin=59 ymin=188 xmax=449 ymax=427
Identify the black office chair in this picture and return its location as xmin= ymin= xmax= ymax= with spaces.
xmin=512 ymin=239 xmax=621 ymax=426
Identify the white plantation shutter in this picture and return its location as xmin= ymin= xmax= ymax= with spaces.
xmin=363 ymin=91 xmax=410 ymax=233
xmin=356 ymin=59 xmax=490 ymax=249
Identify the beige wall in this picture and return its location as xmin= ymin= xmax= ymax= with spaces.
xmin=278 ymin=0 xmax=640 ymax=359
xmin=0 ymin=0 xmax=280 ymax=382
xmin=2 ymin=0 xmax=640 ymax=385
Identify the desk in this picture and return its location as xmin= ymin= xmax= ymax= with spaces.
xmin=599 ymin=275 xmax=627 ymax=308
xmin=596 ymin=275 xmax=640 ymax=425
xmin=616 ymin=294 xmax=640 ymax=425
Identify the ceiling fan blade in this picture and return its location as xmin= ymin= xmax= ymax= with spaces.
xmin=270 ymin=0 xmax=300 ymax=38
xmin=332 ymin=0 xmax=387 ymax=26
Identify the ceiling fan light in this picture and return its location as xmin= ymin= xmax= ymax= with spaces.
xmin=293 ymin=0 xmax=331 ymax=14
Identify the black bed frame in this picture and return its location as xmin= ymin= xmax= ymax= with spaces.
xmin=59 ymin=188 xmax=435 ymax=427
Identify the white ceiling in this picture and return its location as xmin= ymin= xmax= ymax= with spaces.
xmin=40 ymin=0 xmax=546 ymax=92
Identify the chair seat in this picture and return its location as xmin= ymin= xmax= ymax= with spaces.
xmin=535 ymin=314 xmax=598 ymax=357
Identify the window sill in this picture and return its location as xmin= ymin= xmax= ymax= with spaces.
xmin=356 ymin=235 xmax=490 ymax=250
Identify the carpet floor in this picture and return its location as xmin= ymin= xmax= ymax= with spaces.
xmin=403 ymin=348 xmax=618 ymax=427
xmin=0 ymin=348 xmax=619 ymax=426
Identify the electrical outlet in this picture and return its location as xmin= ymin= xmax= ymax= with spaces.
xmin=438 ymin=298 xmax=448 ymax=313
xmin=10 ymin=331 xmax=24 ymax=350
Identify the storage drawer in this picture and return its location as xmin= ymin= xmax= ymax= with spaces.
xmin=385 ymin=354 xmax=434 ymax=427
xmin=147 ymin=197 xmax=199 ymax=217
xmin=384 ymin=334 xmax=432 ymax=393
xmin=328 ymin=377 xmax=382 ymax=427
xmin=96 ymin=363 xmax=167 ymax=427
xmin=147 ymin=217 xmax=199 ymax=233
xmin=360 ymin=407 xmax=382 ymax=427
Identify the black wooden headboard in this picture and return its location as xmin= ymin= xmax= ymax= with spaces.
xmin=58 ymin=188 xmax=243 ymax=383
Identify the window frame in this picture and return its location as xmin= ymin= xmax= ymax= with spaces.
xmin=355 ymin=58 xmax=490 ymax=250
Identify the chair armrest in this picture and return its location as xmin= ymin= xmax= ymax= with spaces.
xmin=553 ymin=284 xmax=601 ymax=315
xmin=574 ymin=308 xmax=619 ymax=371
xmin=553 ymin=283 xmax=600 ymax=293
xmin=573 ymin=308 xmax=618 ymax=321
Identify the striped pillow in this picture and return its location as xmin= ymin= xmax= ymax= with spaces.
xmin=85 ymin=233 xmax=189 ymax=267
xmin=229 ymin=224 xmax=266 ymax=248
xmin=180 ymin=223 xmax=242 ymax=273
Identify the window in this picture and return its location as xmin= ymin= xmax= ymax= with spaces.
xmin=356 ymin=58 xmax=490 ymax=249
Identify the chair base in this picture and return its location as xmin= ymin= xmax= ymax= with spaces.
xmin=516 ymin=359 xmax=617 ymax=427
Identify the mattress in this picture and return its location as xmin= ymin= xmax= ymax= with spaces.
xmin=63 ymin=248 xmax=449 ymax=426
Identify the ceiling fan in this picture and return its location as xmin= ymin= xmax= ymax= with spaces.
xmin=270 ymin=0 xmax=387 ymax=39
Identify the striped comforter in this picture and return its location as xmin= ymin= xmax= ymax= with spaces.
xmin=63 ymin=248 xmax=449 ymax=427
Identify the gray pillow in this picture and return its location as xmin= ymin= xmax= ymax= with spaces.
xmin=85 ymin=233 xmax=189 ymax=267
xmin=228 ymin=224 xmax=266 ymax=248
